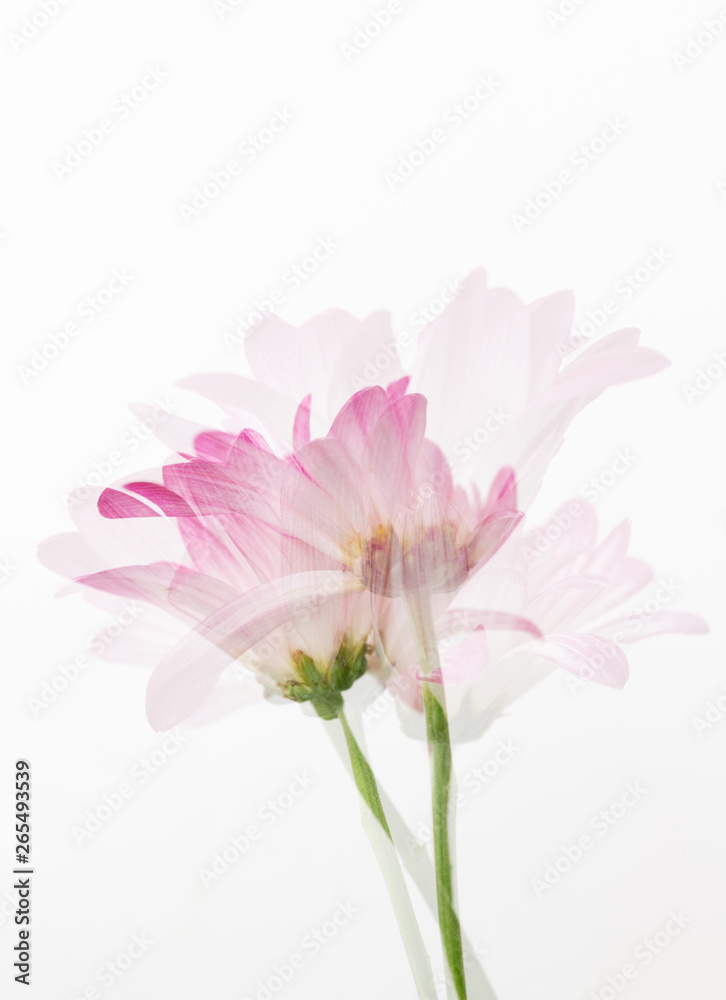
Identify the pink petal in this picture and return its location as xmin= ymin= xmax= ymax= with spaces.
xmin=74 ymin=563 xmax=225 ymax=621
xmin=328 ymin=386 xmax=389 ymax=453
xmin=595 ymin=611 xmax=709 ymax=643
xmin=162 ymin=460 xmax=278 ymax=525
xmin=362 ymin=393 xmax=428 ymax=509
xmin=386 ymin=376 xmax=411 ymax=402
xmin=484 ymin=466 xmax=518 ymax=515
xmin=193 ymin=430 xmax=236 ymax=463
xmin=527 ymin=290 xmax=575 ymax=398
xmin=410 ymin=274 xmax=531 ymax=455
xmin=467 ymin=509 xmax=524 ymax=567
xmin=547 ymin=329 xmax=669 ymax=401
xmin=527 ymin=632 xmax=629 ymax=688
xmin=440 ymin=607 xmax=542 ymax=638
xmin=98 ymin=488 xmax=161 ymax=519
xmin=125 ymin=482 xmax=195 ymax=517
xmin=326 ymin=311 xmax=405 ymax=415
xmin=128 ymin=402 xmax=208 ymax=458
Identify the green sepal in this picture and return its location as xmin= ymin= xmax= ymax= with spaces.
xmin=284 ymin=682 xmax=314 ymax=704
xmin=311 ymin=690 xmax=344 ymax=721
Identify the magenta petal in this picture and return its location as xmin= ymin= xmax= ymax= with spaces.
xmin=386 ymin=376 xmax=411 ymax=402
xmin=163 ymin=460 xmax=278 ymax=524
xmin=328 ymin=386 xmax=389 ymax=453
xmin=146 ymin=570 xmax=363 ymax=730
xmin=484 ymin=466 xmax=518 ymax=514
xmin=125 ymin=482 xmax=195 ymax=517
xmin=193 ymin=430 xmax=236 ymax=463
xmin=98 ymin=488 xmax=161 ymax=519
xmin=528 ymin=632 xmax=629 ymax=688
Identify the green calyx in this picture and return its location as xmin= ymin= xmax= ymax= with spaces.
xmin=283 ymin=638 xmax=369 ymax=721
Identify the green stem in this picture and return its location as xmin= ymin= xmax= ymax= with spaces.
xmin=325 ymin=710 xmax=499 ymax=1000
xmin=407 ymin=591 xmax=469 ymax=1000
xmin=337 ymin=707 xmax=392 ymax=836
xmin=336 ymin=706 xmax=437 ymax=1000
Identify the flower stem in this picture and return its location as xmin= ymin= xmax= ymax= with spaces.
xmin=324 ymin=710 xmax=499 ymax=1000
xmin=407 ymin=591 xmax=469 ymax=1000
xmin=336 ymin=706 xmax=437 ymax=1000
xmin=423 ymin=683 xmax=467 ymax=1000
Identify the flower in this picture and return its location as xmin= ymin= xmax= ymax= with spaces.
xmin=38 ymin=269 xmax=674 ymax=735
xmin=40 ymin=385 xmax=523 ymax=730
xmin=374 ymin=501 xmax=708 ymax=741
xmin=185 ymin=269 xmax=667 ymax=510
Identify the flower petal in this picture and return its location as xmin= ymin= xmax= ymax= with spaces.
xmin=526 ymin=632 xmax=629 ymax=688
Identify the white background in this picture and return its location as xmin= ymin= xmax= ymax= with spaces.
xmin=2 ymin=1 xmax=725 ymax=998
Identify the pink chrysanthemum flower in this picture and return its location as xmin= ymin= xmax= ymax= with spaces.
xmin=198 ymin=269 xmax=667 ymax=510
xmin=41 ymin=386 xmax=524 ymax=729
xmin=374 ymin=501 xmax=707 ymax=741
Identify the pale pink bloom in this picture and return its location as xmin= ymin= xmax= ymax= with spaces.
xmin=407 ymin=270 xmax=668 ymax=505
xmin=40 ymin=387 xmax=523 ymax=730
xmin=179 ymin=270 xmax=667 ymax=510
xmin=37 ymin=271 xmax=673 ymax=733
xmin=374 ymin=501 xmax=708 ymax=741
